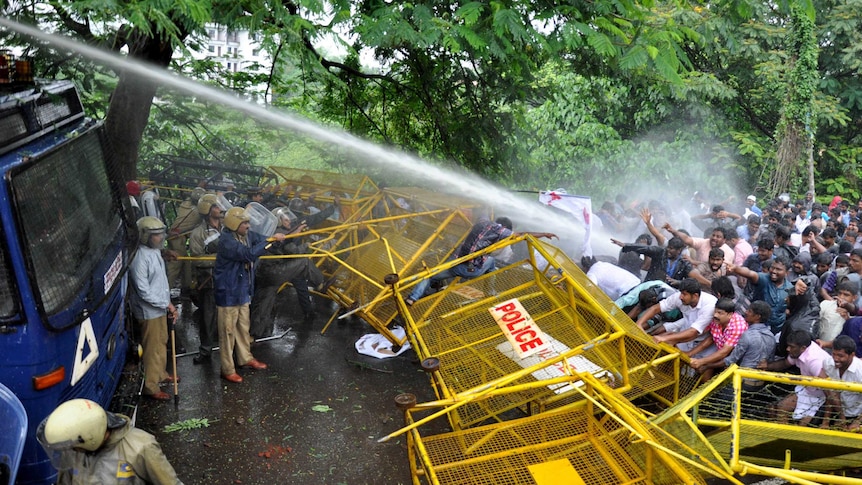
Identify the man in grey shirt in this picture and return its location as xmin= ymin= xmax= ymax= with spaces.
xmin=721 ymin=300 xmax=775 ymax=418
xmin=724 ymin=300 xmax=776 ymax=375
xmin=129 ymin=216 xmax=178 ymax=401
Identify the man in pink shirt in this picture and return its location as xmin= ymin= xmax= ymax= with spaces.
xmin=663 ymin=223 xmax=734 ymax=266
xmin=689 ymin=298 xmax=749 ymax=380
xmin=761 ymin=330 xmax=831 ymax=426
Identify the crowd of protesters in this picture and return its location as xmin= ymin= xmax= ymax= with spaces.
xmin=591 ymin=190 xmax=862 ymax=428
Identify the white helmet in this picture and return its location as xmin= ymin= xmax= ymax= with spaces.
xmin=136 ymin=216 xmax=166 ymax=246
xmin=37 ymin=399 xmax=108 ymax=453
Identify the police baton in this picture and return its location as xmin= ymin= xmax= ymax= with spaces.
xmin=168 ymin=313 xmax=179 ymax=405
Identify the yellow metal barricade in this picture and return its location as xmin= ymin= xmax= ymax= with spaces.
xmin=400 ymin=372 xmax=731 ymax=485
xmin=653 ymin=365 xmax=862 ymax=484
xmin=393 ymin=235 xmax=700 ymax=429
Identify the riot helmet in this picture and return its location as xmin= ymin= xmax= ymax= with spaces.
xmin=197 ymin=193 xmax=220 ymax=216
xmin=271 ymin=207 xmax=297 ymax=228
xmin=224 ymin=207 xmax=250 ymax=232
xmin=136 ymin=216 xmax=166 ymax=246
xmin=190 ymin=186 xmax=207 ymax=205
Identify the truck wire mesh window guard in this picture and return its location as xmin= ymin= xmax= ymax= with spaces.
xmin=11 ymin=129 xmax=119 ymax=317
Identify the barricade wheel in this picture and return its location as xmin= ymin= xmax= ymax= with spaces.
xmin=420 ymin=357 xmax=440 ymax=372
xmin=383 ymin=273 xmax=399 ymax=285
xmin=395 ymin=393 xmax=417 ymax=410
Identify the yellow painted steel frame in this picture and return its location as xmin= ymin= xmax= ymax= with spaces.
xmin=652 ymin=365 xmax=862 ymax=484
xmin=392 ymin=235 xmax=700 ymax=430
xmin=400 ymin=372 xmax=731 ymax=485
xmin=317 ymin=207 xmax=477 ymax=343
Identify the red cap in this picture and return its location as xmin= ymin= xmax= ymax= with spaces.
xmin=125 ymin=180 xmax=141 ymax=196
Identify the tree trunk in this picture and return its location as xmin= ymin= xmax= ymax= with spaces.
xmin=104 ymin=33 xmax=177 ymax=183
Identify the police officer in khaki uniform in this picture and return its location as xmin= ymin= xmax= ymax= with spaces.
xmin=188 ymin=194 xmax=222 ymax=364
xmin=37 ymin=399 xmax=183 ymax=484
xmin=166 ymin=187 xmax=206 ymax=291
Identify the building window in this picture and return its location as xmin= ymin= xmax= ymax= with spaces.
xmin=252 ymin=49 xmax=260 ymax=57
xmin=208 ymin=45 xmax=214 ymax=53
xmin=217 ymin=46 xmax=221 ymax=56
xmin=227 ymin=62 xmax=232 ymax=70
xmin=207 ymin=29 xmax=215 ymax=38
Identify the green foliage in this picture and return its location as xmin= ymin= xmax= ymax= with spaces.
xmin=163 ymin=418 xmax=210 ymax=433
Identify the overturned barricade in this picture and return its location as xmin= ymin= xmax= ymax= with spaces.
xmin=391 ymin=235 xmax=702 ymax=430
xmin=312 ymin=186 xmax=485 ymax=344
xmin=395 ymin=372 xmax=735 ymax=485
xmin=652 ymin=365 xmax=862 ymax=484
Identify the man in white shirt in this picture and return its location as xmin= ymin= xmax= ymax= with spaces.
xmin=822 ymin=335 xmax=862 ymax=431
xmin=585 ymin=259 xmax=641 ymax=301
xmin=636 ymin=278 xmax=718 ymax=354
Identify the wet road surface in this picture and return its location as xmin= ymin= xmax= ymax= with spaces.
xmin=136 ymin=294 xmax=443 ymax=485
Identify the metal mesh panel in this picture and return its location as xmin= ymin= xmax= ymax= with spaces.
xmin=0 ymin=110 xmax=27 ymax=147
xmin=0 ymin=243 xmax=16 ymax=318
xmin=36 ymin=96 xmax=72 ymax=126
xmin=266 ymin=166 xmax=378 ymax=199
xmin=653 ymin=365 xmax=862 ymax=481
xmin=403 ymin=237 xmax=698 ymax=428
xmin=406 ymin=385 xmax=709 ymax=485
xmin=10 ymin=129 xmax=118 ymax=318
xmin=325 ymin=208 xmax=473 ymax=335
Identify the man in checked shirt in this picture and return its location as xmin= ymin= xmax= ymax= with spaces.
xmin=687 ymin=298 xmax=749 ymax=380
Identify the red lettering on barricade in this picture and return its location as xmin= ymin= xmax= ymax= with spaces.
xmin=495 ymin=302 xmax=517 ymax=313
xmin=489 ymin=298 xmax=549 ymax=359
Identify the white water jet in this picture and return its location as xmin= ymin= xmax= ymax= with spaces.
xmin=0 ymin=17 xmax=591 ymax=254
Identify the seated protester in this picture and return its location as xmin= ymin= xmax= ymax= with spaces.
xmin=819 ymin=281 xmax=860 ymax=345
xmin=664 ymin=237 xmax=694 ymax=288
xmin=711 ymin=275 xmax=749 ymax=315
xmin=636 ymin=278 xmax=718 ymax=355
xmin=691 ymin=248 xmax=728 ymax=293
xmin=584 ymin=258 xmax=641 ymax=301
xmin=688 ymin=298 xmax=749 ymax=380
xmin=760 ymin=330 xmax=831 ymax=426
xmin=821 ymin=335 xmax=862 ymax=431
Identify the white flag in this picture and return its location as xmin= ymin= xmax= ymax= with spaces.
xmin=539 ymin=191 xmax=593 ymax=257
